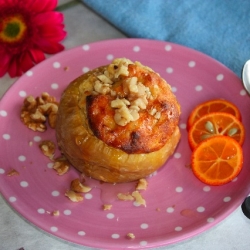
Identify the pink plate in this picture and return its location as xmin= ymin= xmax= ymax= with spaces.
xmin=0 ymin=39 xmax=250 ymax=249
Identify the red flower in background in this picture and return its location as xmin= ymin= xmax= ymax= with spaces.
xmin=0 ymin=0 xmax=67 ymax=77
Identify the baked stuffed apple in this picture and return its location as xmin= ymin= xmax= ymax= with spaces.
xmin=56 ymin=58 xmax=181 ymax=183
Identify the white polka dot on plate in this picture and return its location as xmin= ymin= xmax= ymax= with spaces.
xmin=82 ymin=44 xmax=90 ymax=51
xmin=175 ymin=187 xmax=183 ymax=193
xmin=140 ymin=223 xmax=148 ymax=229
xmin=18 ymin=155 xmax=26 ymax=162
xmin=107 ymin=213 xmax=115 ymax=219
xmin=19 ymin=91 xmax=27 ymax=97
xmin=216 ymin=74 xmax=224 ymax=81
xmin=47 ymin=162 xmax=53 ymax=169
xmin=164 ymin=44 xmax=172 ymax=51
xmin=3 ymin=134 xmax=10 ymax=140
xmin=133 ymin=46 xmax=140 ymax=52
xmin=195 ymin=85 xmax=203 ymax=91
xmin=51 ymin=190 xmax=60 ymax=197
xmin=0 ymin=110 xmax=7 ymax=117
xmin=78 ymin=231 xmax=86 ymax=236
xmin=197 ymin=206 xmax=205 ymax=212
xmin=240 ymin=89 xmax=246 ymax=96
xmin=232 ymin=177 xmax=238 ymax=182
xmin=51 ymin=83 xmax=59 ymax=89
xmin=166 ymin=207 xmax=175 ymax=213
xmin=207 ymin=217 xmax=214 ymax=223
xmin=151 ymin=171 xmax=157 ymax=176
xmin=82 ymin=67 xmax=89 ymax=73
xmin=111 ymin=233 xmax=120 ymax=239
xmin=174 ymin=152 xmax=181 ymax=159
xmin=37 ymin=208 xmax=45 ymax=214
xmin=9 ymin=196 xmax=16 ymax=202
xmin=107 ymin=54 xmax=114 ymax=61
xmin=203 ymin=186 xmax=211 ymax=192
xmin=175 ymin=226 xmax=182 ymax=231
xmin=223 ymin=196 xmax=231 ymax=202
xmin=133 ymin=201 xmax=141 ymax=207
xmin=139 ymin=241 xmax=147 ymax=247
xmin=26 ymin=70 xmax=33 ymax=76
xmin=53 ymin=62 xmax=61 ymax=68
xmin=20 ymin=181 xmax=29 ymax=187
xmin=63 ymin=209 xmax=71 ymax=215
xmin=50 ymin=226 xmax=58 ymax=232
xmin=85 ymin=193 xmax=93 ymax=199
xmin=171 ymin=86 xmax=177 ymax=92
xmin=33 ymin=136 xmax=42 ymax=142
xmin=166 ymin=67 xmax=173 ymax=74
xmin=188 ymin=61 xmax=196 ymax=67
xmin=0 ymin=168 xmax=5 ymax=174
xmin=180 ymin=123 xmax=186 ymax=129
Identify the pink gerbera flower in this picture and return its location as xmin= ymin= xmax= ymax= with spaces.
xmin=0 ymin=0 xmax=67 ymax=77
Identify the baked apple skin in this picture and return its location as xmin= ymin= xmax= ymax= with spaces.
xmin=56 ymin=60 xmax=181 ymax=183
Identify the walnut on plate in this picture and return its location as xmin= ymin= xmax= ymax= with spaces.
xmin=53 ymin=156 xmax=70 ymax=175
xmin=65 ymin=190 xmax=84 ymax=202
xmin=20 ymin=92 xmax=58 ymax=132
xmin=39 ymin=140 xmax=56 ymax=159
xmin=70 ymin=178 xmax=92 ymax=193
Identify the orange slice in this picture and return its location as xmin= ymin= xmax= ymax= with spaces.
xmin=188 ymin=112 xmax=245 ymax=150
xmin=191 ymin=136 xmax=243 ymax=185
xmin=187 ymin=99 xmax=242 ymax=130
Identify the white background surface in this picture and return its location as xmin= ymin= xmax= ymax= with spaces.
xmin=1 ymin=1 xmax=250 ymax=249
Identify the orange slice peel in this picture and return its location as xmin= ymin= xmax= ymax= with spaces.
xmin=191 ymin=136 xmax=243 ymax=185
xmin=187 ymin=99 xmax=242 ymax=130
xmin=188 ymin=112 xmax=245 ymax=150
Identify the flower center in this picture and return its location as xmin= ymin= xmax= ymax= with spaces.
xmin=0 ymin=15 xmax=27 ymax=43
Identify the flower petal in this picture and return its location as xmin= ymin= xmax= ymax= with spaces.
xmin=20 ymin=51 xmax=34 ymax=72
xmin=35 ymin=40 xmax=65 ymax=54
xmin=28 ymin=0 xmax=57 ymax=13
xmin=0 ymin=0 xmax=18 ymax=7
xmin=36 ymin=25 xmax=67 ymax=42
xmin=29 ymin=48 xmax=45 ymax=63
xmin=33 ymin=11 xmax=64 ymax=26
xmin=8 ymin=56 xmax=23 ymax=77
xmin=0 ymin=52 xmax=11 ymax=77
xmin=0 ymin=0 xmax=65 ymax=77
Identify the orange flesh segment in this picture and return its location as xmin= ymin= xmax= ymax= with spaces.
xmin=188 ymin=112 xmax=245 ymax=150
xmin=191 ymin=136 xmax=243 ymax=185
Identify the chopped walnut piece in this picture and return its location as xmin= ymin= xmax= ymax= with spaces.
xmin=154 ymin=111 xmax=161 ymax=119
xmin=20 ymin=92 xmax=58 ymax=132
xmin=127 ymin=233 xmax=135 ymax=239
xmin=132 ymin=191 xmax=146 ymax=207
xmin=136 ymin=178 xmax=148 ymax=190
xmin=117 ymin=193 xmax=134 ymax=201
xmin=48 ymin=112 xmax=57 ymax=128
xmin=52 ymin=210 xmax=60 ymax=216
xmin=70 ymin=178 xmax=91 ymax=193
xmin=7 ymin=169 xmax=19 ymax=176
xmin=111 ymin=73 xmax=152 ymax=126
xmin=39 ymin=140 xmax=56 ymax=159
xmin=65 ymin=190 xmax=84 ymax=202
xmin=86 ymin=58 xmax=155 ymax=127
xmin=53 ymin=157 xmax=70 ymax=175
xmin=103 ymin=204 xmax=112 ymax=211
